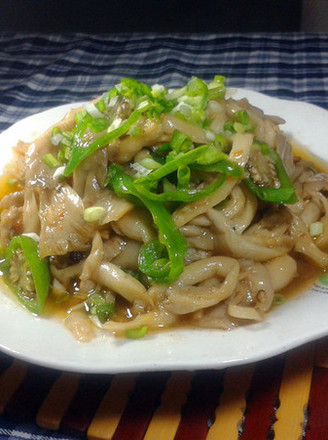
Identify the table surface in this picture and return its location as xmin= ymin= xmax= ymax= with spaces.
xmin=1 ymin=32 xmax=328 ymax=440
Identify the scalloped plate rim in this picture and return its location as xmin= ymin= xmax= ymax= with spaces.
xmin=0 ymin=88 xmax=328 ymax=373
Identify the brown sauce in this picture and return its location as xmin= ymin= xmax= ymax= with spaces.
xmin=1 ymin=142 xmax=328 ymax=332
xmin=276 ymin=144 xmax=328 ymax=301
xmin=280 ymin=254 xmax=322 ymax=300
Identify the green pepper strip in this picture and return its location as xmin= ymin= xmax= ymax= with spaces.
xmin=134 ymin=144 xmax=229 ymax=202
xmin=135 ymin=174 xmax=226 ymax=202
xmin=107 ymin=164 xmax=187 ymax=283
xmin=63 ymin=109 xmax=143 ymax=177
xmin=245 ymin=143 xmax=298 ymax=204
xmin=2 ymin=235 xmax=50 ymax=315
xmin=138 ymin=240 xmax=170 ymax=279
xmin=191 ymin=159 xmax=245 ymax=178
xmin=135 ymin=144 xmax=224 ymax=184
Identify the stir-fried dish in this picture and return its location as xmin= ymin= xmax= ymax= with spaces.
xmin=0 ymin=76 xmax=327 ymax=341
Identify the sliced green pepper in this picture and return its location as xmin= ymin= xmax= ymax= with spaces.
xmin=135 ymin=174 xmax=226 ymax=203
xmin=245 ymin=142 xmax=297 ymax=204
xmin=106 ymin=164 xmax=187 ymax=283
xmin=138 ymin=240 xmax=170 ymax=279
xmin=2 ymin=235 xmax=50 ymax=315
xmin=63 ymin=109 xmax=143 ymax=177
xmin=190 ymin=159 xmax=245 ymax=178
xmin=133 ymin=143 xmax=228 ymax=202
xmin=135 ymin=144 xmax=225 ymax=186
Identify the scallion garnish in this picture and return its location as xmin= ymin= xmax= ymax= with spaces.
xmin=42 ymin=153 xmax=61 ymax=169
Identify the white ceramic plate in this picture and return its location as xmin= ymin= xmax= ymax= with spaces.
xmin=1 ymin=89 xmax=328 ymax=374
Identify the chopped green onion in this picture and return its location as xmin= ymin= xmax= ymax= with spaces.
xmin=42 ymin=153 xmax=61 ymax=169
xmin=310 ymin=221 xmax=323 ymax=237
xmin=130 ymin=162 xmax=152 ymax=177
xmin=136 ymin=97 xmax=151 ymax=111
xmin=95 ymin=303 xmax=115 ymax=323
xmin=83 ymin=206 xmax=106 ymax=222
xmin=138 ymin=157 xmax=162 ymax=171
xmin=236 ymin=110 xmax=250 ymax=125
xmin=151 ymin=84 xmax=166 ymax=98
xmin=50 ymin=130 xmax=64 ymax=146
xmin=125 ymin=325 xmax=148 ymax=339
xmin=169 ymin=130 xmax=193 ymax=154
xmin=320 ymin=273 xmax=328 ymax=286
xmin=272 ymin=293 xmax=285 ymax=306
xmin=195 ymin=144 xmax=226 ymax=165
xmin=75 ymin=110 xmax=87 ymax=125
xmin=208 ymin=75 xmax=226 ymax=100
xmin=53 ymin=166 xmax=66 ymax=179
xmin=171 ymin=102 xmax=193 ymax=118
xmin=213 ymin=133 xmax=226 ymax=150
xmin=85 ymin=103 xmax=104 ymax=119
xmin=224 ymin=110 xmax=254 ymax=134
xmin=128 ymin=124 xmax=142 ymax=138
xmin=86 ymin=292 xmax=115 ymax=323
xmin=96 ymin=99 xmax=106 ymax=113
xmin=6 ymin=178 xmax=18 ymax=186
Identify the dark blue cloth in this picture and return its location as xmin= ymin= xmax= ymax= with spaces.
xmin=0 ymin=33 xmax=328 ymax=133
xmin=0 ymin=418 xmax=78 ymax=440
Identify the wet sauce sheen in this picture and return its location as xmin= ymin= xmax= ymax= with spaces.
xmin=280 ymin=144 xmax=328 ymax=301
xmin=0 ymin=143 xmax=328 ymax=330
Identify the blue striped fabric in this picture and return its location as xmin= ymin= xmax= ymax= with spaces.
xmin=0 ymin=420 xmax=77 ymax=440
xmin=0 ymin=32 xmax=328 ymax=133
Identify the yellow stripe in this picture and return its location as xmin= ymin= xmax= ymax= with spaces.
xmin=273 ymin=345 xmax=314 ymax=440
xmin=87 ymin=374 xmax=136 ymax=440
xmin=36 ymin=373 xmax=80 ymax=430
xmin=143 ymin=372 xmax=193 ymax=440
xmin=0 ymin=360 xmax=27 ymax=414
xmin=206 ymin=365 xmax=254 ymax=440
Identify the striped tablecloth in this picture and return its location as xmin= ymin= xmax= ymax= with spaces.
xmin=1 ymin=32 xmax=328 ymax=440
xmin=1 ymin=32 xmax=328 ymax=133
